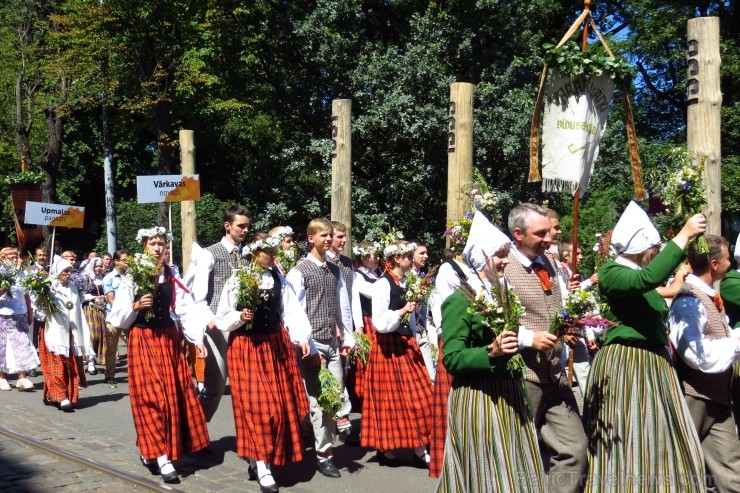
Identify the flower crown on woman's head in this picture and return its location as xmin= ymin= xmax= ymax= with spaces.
xmin=245 ymin=235 xmax=281 ymax=254
xmin=353 ymin=242 xmax=383 ymax=257
xmin=136 ymin=226 xmax=173 ymax=243
xmin=272 ymin=226 xmax=294 ymax=239
xmin=382 ymin=242 xmax=417 ymax=259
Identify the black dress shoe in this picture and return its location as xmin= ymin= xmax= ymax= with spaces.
xmin=247 ymin=461 xmax=258 ymax=480
xmin=316 ymin=458 xmax=341 ymax=478
xmin=28 ymin=369 xmax=38 ymax=378
xmin=140 ymin=455 xmax=159 ymax=475
xmin=159 ymin=462 xmax=179 ymax=483
xmin=257 ymin=474 xmax=279 ymax=493
xmin=376 ymin=451 xmax=402 ymax=468
xmin=413 ymin=454 xmax=430 ymax=469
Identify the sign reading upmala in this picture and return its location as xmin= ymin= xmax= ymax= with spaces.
xmin=541 ymin=70 xmax=615 ymax=197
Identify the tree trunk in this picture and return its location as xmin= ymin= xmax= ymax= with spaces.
xmin=38 ymin=99 xmax=65 ymax=205
xmin=156 ymin=99 xmax=174 ymax=227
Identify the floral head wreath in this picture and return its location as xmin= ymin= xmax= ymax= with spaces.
xmin=136 ymin=226 xmax=173 ymax=243
xmin=353 ymin=242 xmax=383 ymax=257
xmin=272 ymin=226 xmax=294 ymax=239
xmin=383 ymin=242 xmax=417 ymax=259
xmin=245 ymin=235 xmax=281 ymax=254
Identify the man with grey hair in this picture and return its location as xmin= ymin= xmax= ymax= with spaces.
xmin=505 ymin=203 xmax=587 ymax=493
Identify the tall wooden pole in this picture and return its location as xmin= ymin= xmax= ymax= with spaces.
xmin=446 ymin=83 xmax=474 ymax=249
xmin=179 ymin=130 xmax=197 ymax=273
xmin=687 ymin=17 xmax=721 ymax=236
xmin=331 ymin=99 xmax=352 ymax=256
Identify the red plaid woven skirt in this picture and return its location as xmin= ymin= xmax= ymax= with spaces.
xmin=39 ymin=326 xmax=80 ymax=404
xmin=429 ymin=342 xmax=452 ymax=478
xmin=128 ymin=324 xmax=210 ymax=461
xmin=361 ymin=331 xmax=433 ymax=450
xmin=227 ymin=328 xmax=309 ymax=465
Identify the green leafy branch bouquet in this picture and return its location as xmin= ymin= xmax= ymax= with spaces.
xmin=317 ymin=365 xmax=343 ymax=415
xmin=21 ymin=270 xmax=58 ymax=314
xmin=126 ymin=252 xmax=163 ymax=321
xmin=347 ymin=332 xmax=371 ymax=367
xmin=543 ymin=40 xmax=635 ymax=86
xmin=276 ymin=245 xmax=300 ymax=272
xmin=457 ymin=280 xmax=526 ymax=377
xmin=649 ymin=148 xmax=708 ymax=255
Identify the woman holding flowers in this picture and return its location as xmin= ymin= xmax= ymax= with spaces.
xmin=216 ymin=233 xmax=310 ymax=493
xmin=38 ymin=257 xmax=94 ymax=409
xmin=583 ymin=202 xmax=707 ymax=492
xmin=436 ymin=212 xmax=544 ymax=493
xmin=109 ymin=227 xmax=211 ymax=483
xmin=0 ymin=250 xmax=39 ymax=392
xmin=362 ymin=240 xmax=433 ymax=468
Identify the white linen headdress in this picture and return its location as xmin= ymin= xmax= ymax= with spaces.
xmin=462 ymin=211 xmax=511 ymax=271
xmin=51 ymin=256 xmax=73 ymax=275
xmin=611 ymin=201 xmax=661 ymax=255
xmin=734 ymin=232 xmax=740 ymax=263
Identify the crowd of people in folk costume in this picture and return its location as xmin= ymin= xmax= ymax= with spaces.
xmin=3 ymin=200 xmax=740 ymax=492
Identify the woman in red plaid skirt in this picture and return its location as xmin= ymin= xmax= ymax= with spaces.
xmin=38 ymin=257 xmax=95 ymax=410
xmin=362 ymin=240 xmax=433 ymax=468
xmin=109 ymin=227 xmax=212 ymax=483
xmin=215 ymin=233 xmax=310 ymax=493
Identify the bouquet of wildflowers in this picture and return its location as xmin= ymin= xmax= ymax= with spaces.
xmin=444 ymin=214 xmax=473 ymax=252
xmin=70 ymin=271 xmax=92 ymax=294
xmin=21 ymin=269 xmax=58 ymax=314
xmin=347 ymin=332 xmax=372 ymax=367
xmin=549 ymin=289 xmax=615 ymax=340
xmin=125 ymin=252 xmax=163 ymax=321
xmin=0 ymin=263 xmax=18 ymax=296
xmin=457 ymin=280 xmax=526 ymax=377
xmin=276 ymin=245 xmax=300 ymax=272
xmin=232 ymin=259 xmax=270 ymax=330
xmin=403 ymin=265 xmax=438 ymax=324
xmin=317 ymin=365 xmax=343 ymax=415
xmin=650 ymin=148 xmax=708 ymax=254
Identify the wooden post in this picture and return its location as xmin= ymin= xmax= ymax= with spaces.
xmin=687 ymin=17 xmax=721 ymax=236
xmin=446 ymin=83 xmax=474 ymax=248
xmin=179 ymin=130 xmax=197 ymax=273
xmin=331 ymin=99 xmax=352 ymax=256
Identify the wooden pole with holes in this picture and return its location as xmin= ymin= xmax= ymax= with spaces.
xmin=331 ymin=99 xmax=352 ymax=256
xmin=446 ymin=83 xmax=474 ymax=249
xmin=686 ymin=17 xmax=721 ymax=236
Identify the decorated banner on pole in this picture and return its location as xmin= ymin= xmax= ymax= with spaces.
xmin=24 ymin=201 xmax=86 ymax=229
xmin=541 ymin=71 xmax=615 ymax=198
xmin=136 ymin=175 xmax=201 ymax=203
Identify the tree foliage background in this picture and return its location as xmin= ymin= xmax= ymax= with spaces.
xmin=0 ymin=0 xmax=737 ymax=268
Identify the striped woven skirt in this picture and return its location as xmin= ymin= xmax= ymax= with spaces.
xmin=361 ymin=332 xmax=433 ymax=451
xmin=227 ymin=329 xmax=309 ymax=465
xmin=83 ymin=304 xmax=108 ymax=364
xmin=128 ymin=324 xmax=210 ymax=461
xmin=583 ymin=343 xmax=705 ymax=492
xmin=39 ymin=326 xmax=79 ymax=403
xmin=436 ymin=375 xmax=544 ymax=492
xmin=429 ymin=342 xmax=452 ymax=478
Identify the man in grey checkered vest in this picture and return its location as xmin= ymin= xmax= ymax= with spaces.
xmin=505 ymin=203 xmax=587 ymax=493
xmin=189 ymin=204 xmax=250 ymax=421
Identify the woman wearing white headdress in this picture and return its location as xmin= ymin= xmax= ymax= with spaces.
xmin=436 ymin=211 xmax=544 ymax=492
xmin=583 ymin=202 xmax=707 ymax=492
xmin=81 ymin=257 xmax=107 ymax=375
xmin=39 ymin=256 xmax=95 ymax=410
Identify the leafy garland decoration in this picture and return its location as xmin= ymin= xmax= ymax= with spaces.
xmin=543 ymin=40 xmax=635 ymax=86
